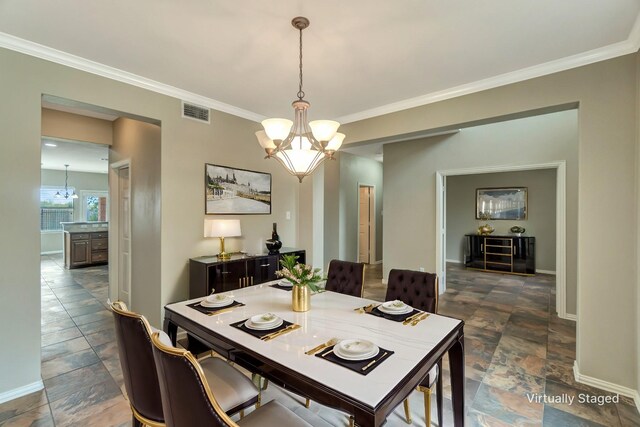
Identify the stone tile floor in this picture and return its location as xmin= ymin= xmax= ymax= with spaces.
xmin=1 ymin=257 xmax=638 ymax=426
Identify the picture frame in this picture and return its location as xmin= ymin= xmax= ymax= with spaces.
xmin=205 ymin=164 xmax=272 ymax=215
xmin=476 ymin=187 xmax=527 ymax=220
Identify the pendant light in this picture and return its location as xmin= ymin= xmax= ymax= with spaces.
xmin=256 ymin=17 xmax=345 ymax=183
xmin=54 ymin=164 xmax=78 ymax=199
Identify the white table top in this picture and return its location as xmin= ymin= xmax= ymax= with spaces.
xmin=165 ymin=282 xmax=462 ymax=408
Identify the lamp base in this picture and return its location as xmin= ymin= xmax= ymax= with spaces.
xmin=217 ymin=251 xmax=231 ymax=260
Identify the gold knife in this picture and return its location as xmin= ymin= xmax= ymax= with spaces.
xmin=261 ymin=324 xmax=301 ymax=341
xmin=362 ymin=351 xmax=389 ymax=371
xmin=354 ymin=303 xmax=373 ymax=313
xmin=411 ymin=313 xmax=429 ymax=326
xmin=206 ymin=306 xmax=237 ymax=316
xmin=364 ymin=304 xmax=381 ymax=313
xmin=305 ymin=338 xmax=338 ymax=355
xmin=402 ymin=311 xmax=423 ymax=325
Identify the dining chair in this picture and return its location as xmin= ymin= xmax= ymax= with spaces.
xmin=111 ymin=301 xmax=259 ymax=426
xmin=385 ymin=269 xmax=442 ymax=426
xmin=150 ymin=332 xmax=314 ymax=427
xmin=325 ymin=259 xmax=366 ymax=297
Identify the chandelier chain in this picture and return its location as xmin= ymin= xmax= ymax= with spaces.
xmin=297 ymin=26 xmax=305 ymax=100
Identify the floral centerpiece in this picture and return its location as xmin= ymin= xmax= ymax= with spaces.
xmin=277 ymin=254 xmax=323 ymax=291
xmin=277 ymin=254 xmax=322 ymax=311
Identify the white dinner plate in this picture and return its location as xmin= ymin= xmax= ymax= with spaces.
xmin=381 ymin=300 xmax=409 ymax=311
xmin=334 ymin=345 xmax=380 ymax=361
xmin=201 ymin=297 xmax=234 ymax=308
xmin=245 ymin=318 xmax=284 ymax=331
xmin=279 ymin=279 xmax=293 ymax=288
xmin=378 ymin=305 xmax=413 ymax=315
xmin=250 ymin=313 xmax=280 ymax=325
xmin=336 ymin=339 xmax=377 ymax=356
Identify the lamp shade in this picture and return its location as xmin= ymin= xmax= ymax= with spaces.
xmin=204 ymin=219 xmax=241 ymax=238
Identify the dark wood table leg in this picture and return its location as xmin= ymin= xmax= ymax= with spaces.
xmin=436 ymin=359 xmax=443 ymax=427
xmin=164 ymin=318 xmax=178 ymax=346
xmin=448 ymin=331 xmax=465 ymax=426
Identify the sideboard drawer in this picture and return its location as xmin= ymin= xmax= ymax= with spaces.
xmin=71 ymin=233 xmax=90 ymax=240
xmin=91 ymin=251 xmax=108 ymax=262
xmin=91 ymin=238 xmax=108 ymax=250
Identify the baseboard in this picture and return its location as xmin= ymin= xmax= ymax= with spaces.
xmin=0 ymin=380 xmax=44 ymax=404
xmin=446 ymin=259 xmax=462 ymax=264
xmin=573 ymin=361 xmax=639 ymax=411
xmin=536 ymin=269 xmax=556 ymax=275
xmin=563 ymin=313 xmax=577 ymax=322
xmin=370 ymin=260 xmax=383 ymax=265
xmin=40 ymin=250 xmax=62 ymax=255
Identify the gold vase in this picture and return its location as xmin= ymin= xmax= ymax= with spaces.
xmin=292 ymin=285 xmax=310 ymax=312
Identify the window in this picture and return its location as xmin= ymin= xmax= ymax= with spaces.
xmin=81 ymin=191 xmax=108 ymax=222
xmin=40 ymin=186 xmax=74 ymax=231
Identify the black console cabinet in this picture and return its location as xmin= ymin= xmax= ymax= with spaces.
xmin=189 ymin=248 xmax=306 ymax=298
xmin=464 ymin=235 xmax=535 ymax=275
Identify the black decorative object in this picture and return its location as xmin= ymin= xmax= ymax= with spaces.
xmin=266 ymin=222 xmax=282 ymax=254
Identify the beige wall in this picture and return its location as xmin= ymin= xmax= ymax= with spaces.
xmin=0 ymin=46 xmax=300 ymax=395
xmin=110 ymin=118 xmax=162 ymax=324
xmin=42 ymin=108 xmax=113 ymax=145
xmin=40 ymin=169 xmax=109 ymax=253
xmin=446 ymin=169 xmax=557 ymax=272
xmin=342 ymin=55 xmax=637 ymax=390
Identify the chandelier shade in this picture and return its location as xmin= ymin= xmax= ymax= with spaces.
xmin=256 ymin=17 xmax=345 ymax=183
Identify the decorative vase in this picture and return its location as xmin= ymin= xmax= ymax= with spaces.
xmin=292 ymin=285 xmax=310 ymax=312
xmin=477 ymin=224 xmax=495 ymax=235
xmin=266 ymin=222 xmax=282 ymax=254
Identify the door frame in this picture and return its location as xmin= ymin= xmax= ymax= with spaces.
xmin=109 ymin=159 xmax=132 ymax=307
xmin=357 ymin=183 xmax=376 ymax=264
xmin=435 ymin=161 xmax=571 ymax=320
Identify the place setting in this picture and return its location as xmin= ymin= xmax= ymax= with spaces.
xmin=309 ymin=338 xmax=394 ymax=375
xmin=270 ymin=278 xmax=294 ymax=291
xmin=187 ymin=293 xmax=245 ymax=316
xmin=231 ymin=312 xmax=300 ymax=341
xmin=355 ymin=300 xmax=429 ymax=325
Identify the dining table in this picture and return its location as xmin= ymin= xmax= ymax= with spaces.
xmin=163 ymin=281 xmax=465 ymax=427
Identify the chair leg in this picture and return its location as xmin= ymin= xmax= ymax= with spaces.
xmin=403 ymin=398 xmax=412 ymax=424
xmin=132 ymin=414 xmax=143 ymax=427
xmin=305 ymin=398 xmax=310 ymax=408
xmin=239 ymin=409 xmax=245 ymax=419
xmin=422 ymin=387 xmax=432 ymax=426
xmin=349 ymin=415 xmax=355 ymax=427
xmin=262 ymin=378 xmax=269 ymax=390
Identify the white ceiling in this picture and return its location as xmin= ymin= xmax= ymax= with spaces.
xmin=41 ymin=138 xmax=109 ymax=174
xmin=2 ymin=1 xmax=639 ymax=123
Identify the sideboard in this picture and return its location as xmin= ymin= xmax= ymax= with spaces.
xmin=464 ymin=234 xmax=535 ymax=276
xmin=189 ymin=248 xmax=306 ymax=298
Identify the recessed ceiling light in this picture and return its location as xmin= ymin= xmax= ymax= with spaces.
xmin=44 ymin=143 xmax=57 ymax=147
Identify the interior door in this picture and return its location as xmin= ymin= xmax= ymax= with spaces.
xmin=117 ymin=166 xmax=131 ymax=306
xmin=359 ymin=186 xmax=371 ymax=263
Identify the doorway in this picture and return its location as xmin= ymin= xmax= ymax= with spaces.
xmin=111 ymin=161 xmax=131 ymax=307
xmin=358 ymin=184 xmax=376 ymax=264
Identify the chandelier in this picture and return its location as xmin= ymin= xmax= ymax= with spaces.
xmin=54 ymin=164 xmax=78 ymax=199
xmin=255 ymin=17 xmax=345 ymax=183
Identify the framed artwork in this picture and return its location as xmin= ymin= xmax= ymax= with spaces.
xmin=205 ymin=164 xmax=272 ymax=215
xmin=476 ymin=187 xmax=527 ymax=220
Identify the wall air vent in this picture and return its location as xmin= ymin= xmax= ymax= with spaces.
xmin=182 ymin=101 xmax=210 ymax=124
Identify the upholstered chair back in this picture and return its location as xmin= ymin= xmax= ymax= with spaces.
xmin=111 ymin=301 xmax=165 ymax=425
xmin=150 ymin=333 xmax=236 ymax=427
xmin=385 ymin=269 xmax=438 ymax=313
xmin=325 ymin=260 xmax=366 ymax=297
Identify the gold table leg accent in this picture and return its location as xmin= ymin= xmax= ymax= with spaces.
xmin=349 ymin=415 xmax=355 ymax=427
xmin=262 ymin=378 xmax=269 ymax=390
xmin=239 ymin=409 xmax=244 ymax=419
xmin=418 ymin=385 xmax=432 ymax=427
xmin=403 ymin=398 xmax=412 ymax=424
xmin=305 ymin=398 xmax=310 ymax=408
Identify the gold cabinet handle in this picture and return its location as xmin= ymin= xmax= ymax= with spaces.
xmin=250 ymin=276 xmax=254 ymax=286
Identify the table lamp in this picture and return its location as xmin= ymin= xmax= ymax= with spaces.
xmin=204 ymin=219 xmax=241 ymax=260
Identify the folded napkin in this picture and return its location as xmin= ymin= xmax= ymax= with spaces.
xmin=316 ymin=345 xmax=394 ymax=376
xmin=270 ymin=283 xmax=293 ymax=291
xmin=230 ymin=318 xmax=294 ymax=339
xmin=187 ymin=300 xmax=244 ymax=315
xmin=367 ymin=306 xmax=420 ymax=322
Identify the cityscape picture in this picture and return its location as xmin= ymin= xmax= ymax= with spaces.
xmin=205 ymin=164 xmax=271 ymax=214
xmin=476 ymin=187 xmax=528 ymax=220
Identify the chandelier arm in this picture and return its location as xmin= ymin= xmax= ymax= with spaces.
xmin=301 ymin=110 xmax=324 ymax=151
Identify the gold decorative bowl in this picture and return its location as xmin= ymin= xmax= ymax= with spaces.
xmin=477 ymin=224 xmax=495 ymax=235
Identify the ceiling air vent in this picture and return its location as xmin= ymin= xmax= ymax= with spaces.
xmin=182 ymin=101 xmax=210 ymax=124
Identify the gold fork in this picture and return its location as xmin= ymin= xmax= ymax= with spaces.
xmin=402 ymin=311 xmax=423 ymax=325
xmin=305 ymin=338 xmax=338 ymax=355
xmin=410 ymin=313 xmax=429 ymax=326
xmin=261 ymin=324 xmax=301 ymax=341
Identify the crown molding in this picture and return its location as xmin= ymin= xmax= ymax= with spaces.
xmin=0 ymin=32 xmax=265 ymax=123
xmin=337 ymin=13 xmax=640 ymax=124
xmin=2 ymin=9 xmax=640 ymax=127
